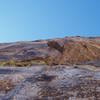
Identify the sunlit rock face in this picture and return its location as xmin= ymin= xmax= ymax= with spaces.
xmin=47 ymin=37 xmax=100 ymax=65
xmin=0 ymin=36 xmax=99 ymax=66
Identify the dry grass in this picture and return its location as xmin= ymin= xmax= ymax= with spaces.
xmin=0 ymin=59 xmax=47 ymax=67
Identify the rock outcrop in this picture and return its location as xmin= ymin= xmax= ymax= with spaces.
xmin=46 ymin=37 xmax=100 ymax=65
xmin=0 ymin=66 xmax=100 ymax=100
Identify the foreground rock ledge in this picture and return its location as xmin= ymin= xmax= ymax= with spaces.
xmin=0 ymin=65 xmax=100 ymax=100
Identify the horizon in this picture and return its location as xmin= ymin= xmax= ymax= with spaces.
xmin=0 ymin=35 xmax=100 ymax=44
xmin=0 ymin=0 xmax=100 ymax=43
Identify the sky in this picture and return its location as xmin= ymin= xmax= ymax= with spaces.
xmin=0 ymin=0 xmax=100 ymax=43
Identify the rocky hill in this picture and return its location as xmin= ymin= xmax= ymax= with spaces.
xmin=0 ymin=36 xmax=100 ymax=66
xmin=0 ymin=36 xmax=100 ymax=99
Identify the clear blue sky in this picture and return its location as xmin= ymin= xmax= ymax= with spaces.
xmin=0 ymin=0 xmax=100 ymax=42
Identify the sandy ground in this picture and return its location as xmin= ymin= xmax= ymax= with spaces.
xmin=0 ymin=65 xmax=100 ymax=100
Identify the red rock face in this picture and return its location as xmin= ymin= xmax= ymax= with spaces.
xmin=46 ymin=37 xmax=100 ymax=65
xmin=60 ymin=40 xmax=100 ymax=65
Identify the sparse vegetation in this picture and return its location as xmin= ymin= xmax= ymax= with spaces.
xmin=0 ymin=59 xmax=47 ymax=67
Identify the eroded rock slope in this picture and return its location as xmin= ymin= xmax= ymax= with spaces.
xmin=0 ymin=36 xmax=99 ymax=66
